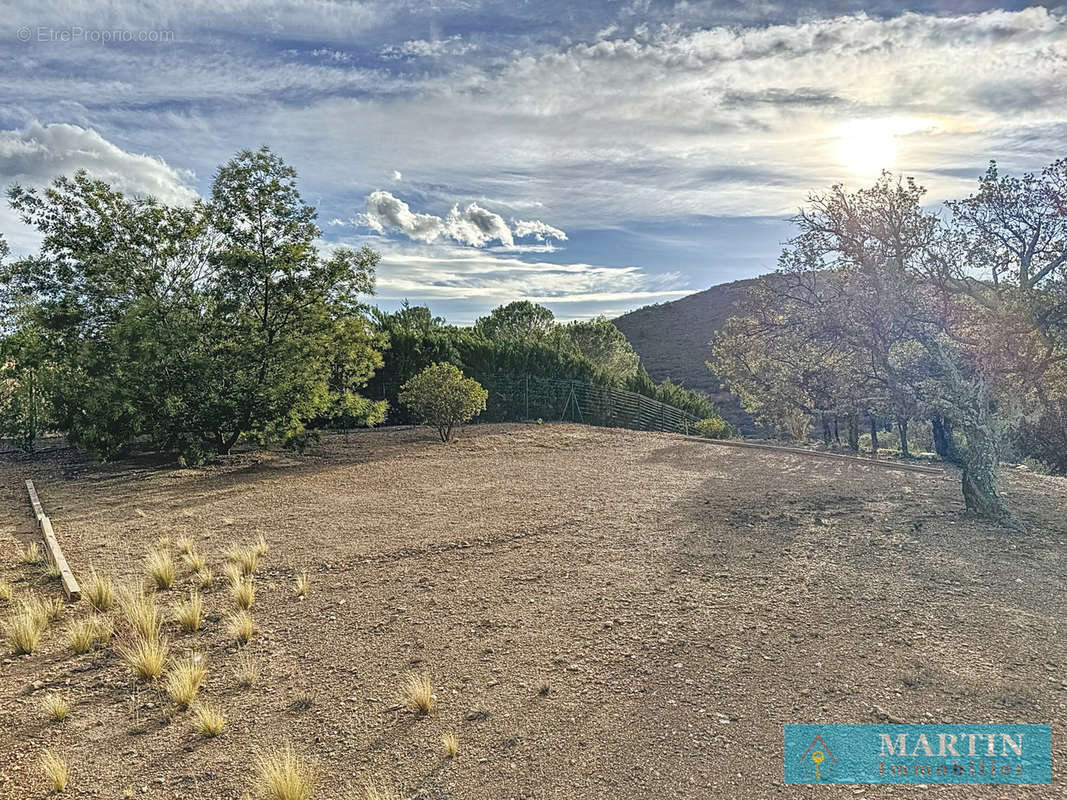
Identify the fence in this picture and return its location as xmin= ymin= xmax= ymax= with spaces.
xmin=472 ymin=374 xmax=702 ymax=435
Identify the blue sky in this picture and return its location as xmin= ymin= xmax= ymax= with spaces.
xmin=1 ymin=0 xmax=1065 ymax=322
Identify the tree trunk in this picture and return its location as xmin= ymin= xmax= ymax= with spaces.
xmin=931 ymin=415 xmax=956 ymax=462
xmin=897 ymin=418 xmax=909 ymax=457
xmin=821 ymin=417 xmax=831 ymax=445
xmin=869 ymin=417 xmax=879 ymax=456
xmin=847 ymin=414 xmax=859 ymax=452
xmin=833 ymin=417 xmax=840 ymax=445
xmin=961 ymin=432 xmax=1008 ymax=521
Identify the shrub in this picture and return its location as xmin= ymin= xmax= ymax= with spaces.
xmin=294 ymin=571 xmax=309 ymax=598
xmin=20 ymin=541 xmax=43 ymax=566
xmin=183 ymin=551 xmax=207 ymax=574
xmin=40 ymin=693 xmax=71 ymax=722
xmin=191 ymin=702 xmax=226 ymax=736
xmin=116 ymin=635 xmax=169 ymax=681
xmin=442 ymin=732 xmax=459 ymax=758
xmin=146 ymin=550 xmax=176 ymax=589
xmin=234 ymin=650 xmax=259 ymax=687
xmin=254 ymin=744 xmax=316 ymax=800
xmin=231 ymin=578 xmax=255 ymax=610
xmin=401 ymin=672 xmax=437 ymax=715
xmin=4 ymin=603 xmax=47 ymax=654
xmin=40 ymin=749 xmax=68 ymax=793
xmin=173 ymin=591 xmax=204 ymax=632
xmin=398 ymin=363 xmax=488 ymax=442
xmin=165 ymin=655 xmax=206 ymax=708
xmin=693 ymin=415 xmax=733 ymax=440
xmin=68 ymin=615 xmax=112 ymax=653
xmin=119 ymin=589 xmax=162 ymax=640
xmin=226 ymin=611 xmax=254 ymax=644
xmin=83 ymin=568 xmax=115 ymax=612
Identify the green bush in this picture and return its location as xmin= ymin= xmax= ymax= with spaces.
xmin=694 ymin=415 xmax=732 ymax=439
xmin=399 ymin=363 xmax=488 ymax=442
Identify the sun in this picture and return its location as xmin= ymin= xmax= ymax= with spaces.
xmin=835 ymin=117 xmax=929 ymax=177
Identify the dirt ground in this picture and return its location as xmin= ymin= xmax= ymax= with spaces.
xmin=0 ymin=423 xmax=1064 ymax=800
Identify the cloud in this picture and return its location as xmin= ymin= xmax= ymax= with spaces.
xmin=0 ymin=120 xmax=198 ymax=205
xmin=364 ymin=190 xmax=447 ymax=243
xmin=512 ymin=219 xmax=568 ymax=242
xmin=363 ymin=191 xmax=566 ymax=248
xmin=332 ymin=236 xmax=689 ymax=323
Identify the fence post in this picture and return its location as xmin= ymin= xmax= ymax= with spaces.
xmin=525 ymin=375 xmax=529 ymax=420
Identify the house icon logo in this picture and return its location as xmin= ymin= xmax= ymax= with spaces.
xmin=797 ymin=733 xmax=838 ymax=781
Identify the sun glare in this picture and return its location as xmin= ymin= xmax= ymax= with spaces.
xmin=836 ymin=117 xmax=929 ymax=176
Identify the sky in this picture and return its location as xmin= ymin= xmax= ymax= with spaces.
xmin=1 ymin=1 xmax=1066 ymax=323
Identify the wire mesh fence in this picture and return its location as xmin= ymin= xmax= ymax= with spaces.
xmin=469 ymin=374 xmax=702 ymax=435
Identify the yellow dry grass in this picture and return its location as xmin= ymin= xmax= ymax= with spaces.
xmin=164 ymin=654 xmax=207 ymax=708
xmin=145 ymin=550 xmax=176 ymax=590
xmin=191 ymin=702 xmax=226 ymax=736
xmin=116 ymin=635 xmax=169 ymax=682
xmin=40 ymin=693 xmax=71 ymax=722
xmin=231 ymin=578 xmax=255 ymax=610
xmin=40 ymin=749 xmax=68 ymax=793
xmin=226 ymin=611 xmax=254 ymax=644
xmin=83 ymin=568 xmax=115 ymax=612
xmin=172 ymin=591 xmax=204 ymax=633
xmin=253 ymin=744 xmax=316 ymax=800
xmin=401 ymin=672 xmax=437 ymax=715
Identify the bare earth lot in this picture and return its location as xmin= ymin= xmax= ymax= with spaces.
xmin=1 ymin=423 xmax=1065 ymax=800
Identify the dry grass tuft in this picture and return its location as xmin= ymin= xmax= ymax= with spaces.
xmin=194 ymin=567 xmax=216 ymax=589
xmin=0 ymin=580 xmax=12 ymax=603
xmin=43 ymin=563 xmax=62 ymax=580
xmin=441 ymin=732 xmax=459 ymax=758
xmin=146 ymin=550 xmax=176 ymax=590
xmin=4 ymin=602 xmax=48 ymax=654
xmin=191 ymin=702 xmax=226 ymax=736
xmin=226 ymin=611 xmax=254 ymax=644
xmin=68 ymin=615 xmax=112 ymax=653
xmin=40 ymin=693 xmax=72 ymax=722
xmin=20 ymin=541 xmax=44 ymax=565
xmin=231 ymin=578 xmax=255 ymax=610
xmin=40 ymin=596 xmax=65 ymax=623
xmin=254 ymin=744 xmax=316 ymax=800
xmin=40 ymin=749 xmax=68 ymax=793
xmin=119 ymin=588 xmax=162 ymax=640
xmin=226 ymin=543 xmax=260 ymax=576
xmin=401 ymin=672 xmax=437 ymax=715
xmin=173 ymin=591 xmax=204 ymax=633
xmin=83 ymin=568 xmax=115 ymax=612
xmin=294 ymin=571 xmax=309 ymax=598
xmin=183 ymin=550 xmax=207 ymax=573
xmin=234 ymin=650 xmax=259 ymax=687
xmin=116 ymin=635 xmax=169 ymax=682
xmin=164 ymin=654 xmax=206 ymax=708
xmin=176 ymin=536 xmax=195 ymax=555
xmin=252 ymin=535 xmax=270 ymax=557
xmin=222 ymin=562 xmax=242 ymax=587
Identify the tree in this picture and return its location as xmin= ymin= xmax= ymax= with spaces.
xmin=713 ymin=174 xmax=1018 ymax=521
xmin=2 ymin=149 xmax=385 ymax=460
xmin=474 ymin=301 xmax=555 ymax=341
xmin=399 ymin=362 xmax=488 ymax=442
xmin=560 ymin=318 xmax=640 ymax=380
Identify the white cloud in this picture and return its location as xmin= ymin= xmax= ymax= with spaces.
xmin=363 ymin=191 xmax=567 ymax=249
xmin=513 ymin=219 xmax=568 ymax=242
xmin=0 ymin=120 xmax=198 ymax=205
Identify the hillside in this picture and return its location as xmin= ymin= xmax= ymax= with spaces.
xmin=615 ymin=277 xmax=760 ymax=433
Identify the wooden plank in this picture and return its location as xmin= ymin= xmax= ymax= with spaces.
xmin=24 ymin=480 xmax=81 ymax=601
xmin=685 ymin=437 xmax=944 ymax=476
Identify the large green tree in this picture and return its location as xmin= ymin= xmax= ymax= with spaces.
xmin=1 ymin=149 xmax=384 ymax=460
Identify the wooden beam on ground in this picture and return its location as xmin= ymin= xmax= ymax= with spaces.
xmin=686 ymin=436 xmax=945 ymax=476
xmin=24 ymin=480 xmax=81 ymax=601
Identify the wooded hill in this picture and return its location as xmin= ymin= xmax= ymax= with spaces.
xmin=614 ymin=278 xmax=760 ymax=433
